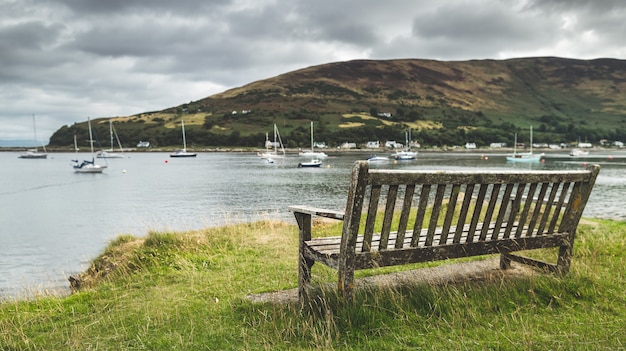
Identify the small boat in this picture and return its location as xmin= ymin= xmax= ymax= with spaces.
xmin=392 ymin=150 xmax=418 ymax=160
xmin=170 ymin=119 xmax=197 ymax=158
xmin=298 ymin=159 xmax=322 ymax=168
xmin=97 ymin=119 xmax=125 ymax=158
xmin=569 ymin=148 xmax=589 ymax=156
xmin=298 ymin=121 xmax=328 ymax=158
xmin=19 ymin=149 xmax=48 ymax=159
xmin=366 ymin=155 xmax=389 ymax=162
xmin=73 ymin=118 xmax=107 ymax=173
xmin=392 ymin=129 xmax=417 ymax=160
xmin=19 ymin=115 xmax=47 ymax=159
xmin=258 ymin=124 xmax=285 ymax=159
xmin=506 ymin=126 xmax=542 ymax=163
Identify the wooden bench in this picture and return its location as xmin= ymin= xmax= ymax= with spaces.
xmin=290 ymin=161 xmax=600 ymax=302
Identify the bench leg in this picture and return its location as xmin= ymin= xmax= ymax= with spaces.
xmin=338 ymin=268 xmax=355 ymax=301
xmin=500 ymin=252 xmax=512 ymax=270
xmin=299 ymin=252 xmax=314 ymax=302
xmin=556 ymin=244 xmax=572 ymax=275
xmin=294 ymin=212 xmax=313 ymax=303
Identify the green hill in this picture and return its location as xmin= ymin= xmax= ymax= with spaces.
xmin=49 ymin=57 xmax=626 ymax=150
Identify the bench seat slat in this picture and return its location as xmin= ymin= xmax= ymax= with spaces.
xmin=304 ymin=230 xmax=571 ymax=270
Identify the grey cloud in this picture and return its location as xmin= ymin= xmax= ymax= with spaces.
xmin=2 ymin=0 xmax=626 ymax=141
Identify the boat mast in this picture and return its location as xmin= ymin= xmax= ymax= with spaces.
xmin=32 ymin=114 xmax=38 ymax=147
xmin=530 ymin=125 xmax=533 ymax=155
xmin=273 ymin=124 xmax=277 ymax=154
xmin=310 ymin=121 xmax=314 ymax=151
xmin=109 ymin=119 xmax=114 ymax=150
xmin=87 ymin=117 xmax=95 ymax=161
xmin=182 ymin=119 xmax=187 ymax=152
xmin=32 ymin=114 xmax=46 ymax=153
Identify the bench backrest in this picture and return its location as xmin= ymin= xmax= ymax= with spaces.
xmin=340 ymin=161 xmax=600 ymax=254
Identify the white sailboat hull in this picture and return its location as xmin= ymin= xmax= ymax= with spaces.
xmin=298 ymin=159 xmax=322 ymax=167
xmin=170 ymin=150 xmax=197 ymax=157
xmin=74 ymin=163 xmax=107 ymax=173
xmin=96 ymin=150 xmax=124 ymax=158
xmin=506 ymin=154 xmax=542 ymax=163
xmin=19 ymin=150 xmax=48 ymax=159
xmin=298 ymin=151 xmax=328 ymax=158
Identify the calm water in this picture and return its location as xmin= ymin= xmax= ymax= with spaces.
xmin=1 ymin=150 xmax=625 ymax=298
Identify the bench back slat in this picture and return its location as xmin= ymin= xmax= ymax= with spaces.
xmin=341 ymin=162 xmax=600 ymax=256
xmin=548 ymin=182 xmax=571 ymax=234
xmin=379 ymin=185 xmax=399 ymax=250
xmin=440 ymin=184 xmax=461 ymax=245
xmin=362 ymin=185 xmax=381 ymax=252
xmin=504 ymin=183 xmax=527 ymax=238
xmin=453 ymin=184 xmax=475 ymax=243
xmin=479 ymin=184 xmax=501 ymax=241
xmin=515 ymin=183 xmax=538 ymax=238
xmin=427 ymin=184 xmax=447 ymax=246
xmin=527 ymin=183 xmax=550 ymax=236
xmin=467 ymin=184 xmax=488 ymax=242
xmin=410 ymin=184 xmax=431 ymax=247
xmin=492 ymin=183 xmax=515 ymax=240
xmin=537 ymin=182 xmax=562 ymax=235
xmin=395 ymin=184 xmax=416 ymax=249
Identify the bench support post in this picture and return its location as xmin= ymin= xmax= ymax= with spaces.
xmin=294 ymin=211 xmax=313 ymax=303
xmin=556 ymin=239 xmax=573 ymax=275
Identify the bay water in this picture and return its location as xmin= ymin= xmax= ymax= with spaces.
xmin=1 ymin=150 xmax=625 ymax=298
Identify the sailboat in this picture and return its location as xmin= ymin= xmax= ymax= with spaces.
xmin=72 ymin=117 xmax=107 ymax=173
xmin=298 ymin=159 xmax=322 ymax=168
xmin=298 ymin=121 xmax=328 ymax=158
xmin=97 ymin=119 xmax=125 ymax=158
xmin=170 ymin=119 xmax=197 ymax=157
xmin=18 ymin=115 xmax=48 ymax=159
xmin=257 ymin=124 xmax=285 ymax=159
xmin=506 ymin=126 xmax=542 ymax=163
xmin=392 ymin=129 xmax=418 ymax=160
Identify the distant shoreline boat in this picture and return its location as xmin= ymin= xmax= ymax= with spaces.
xmin=392 ymin=129 xmax=417 ymax=160
xmin=366 ymin=155 xmax=389 ymax=162
xmin=258 ymin=124 xmax=285 ymax=159
xmin=73 ymin=118 xmax=107 ymax=173
xmin=298 ymin=121 xmax=328 ymax=158
xmin=97 ymin=119 xmax=125 ymax=159
xmin=170 ymin=119 xmax=197 ymax=158
xmin=506 ymin=126 xmax=542 ymax=163
xmin=298 ymin=159 xmax=322 ymax=168
xmin=18 ymin=115 xmax=47 ymax=159
xmin=569 ymin=148 xmax=589 ymax=156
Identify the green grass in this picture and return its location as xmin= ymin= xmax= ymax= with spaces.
xmin=1 ymin=218 xmax=625 ymax=350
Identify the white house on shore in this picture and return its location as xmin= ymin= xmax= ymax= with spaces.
xmin=366 ymin=141 xmax=380 ymax=148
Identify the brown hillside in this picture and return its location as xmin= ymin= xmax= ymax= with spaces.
xmin=200 ymin=57 xmax=626 ymax=119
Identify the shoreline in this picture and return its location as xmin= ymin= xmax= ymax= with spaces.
xmin=0 ymin=146 xmax=612 ymax=154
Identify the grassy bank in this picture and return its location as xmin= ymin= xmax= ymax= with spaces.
xmin=1 ymin=218 xmax=625 ymax=350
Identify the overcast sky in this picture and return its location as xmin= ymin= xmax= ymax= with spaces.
xmin=1 ymin=0 xmax=625 ymax=144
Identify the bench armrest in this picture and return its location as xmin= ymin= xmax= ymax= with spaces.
xmin=289 ymin=205 xmax=345 ymax=221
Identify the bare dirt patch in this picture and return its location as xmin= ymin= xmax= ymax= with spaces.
xmin=246 ymin=257 xmax=536 ymax=303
